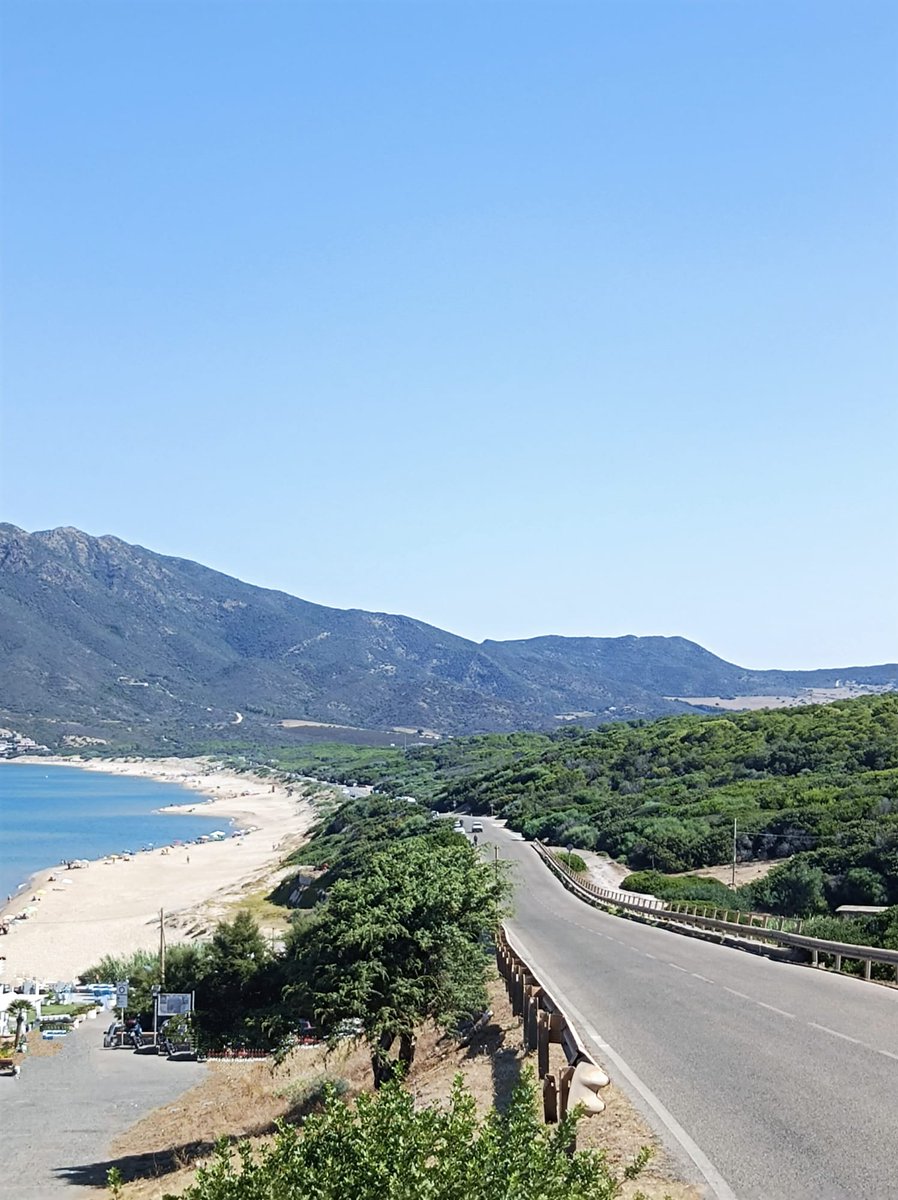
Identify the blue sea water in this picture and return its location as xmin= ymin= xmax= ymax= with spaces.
xmin=0 ymin=764 xmax=222 ymax=899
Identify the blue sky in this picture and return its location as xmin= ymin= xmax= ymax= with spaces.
xmin=2 ymin=0 xmax=896 ymax=668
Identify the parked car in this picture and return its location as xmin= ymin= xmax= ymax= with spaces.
xmin=471 ymin=821 xmax=484 ymax=834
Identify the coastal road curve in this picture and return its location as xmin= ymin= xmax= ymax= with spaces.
xmin=483 ymin=820 xmax=898 ymax=1200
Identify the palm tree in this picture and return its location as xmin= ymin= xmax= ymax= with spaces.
xmin=7 ymin=999 xmax=34 ymax=1049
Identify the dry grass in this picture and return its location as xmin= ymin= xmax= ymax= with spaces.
xmin=682 ymin=859 xmax=784 ymax=886
xmin=112 ymin=973 xmax=700 ymax=1200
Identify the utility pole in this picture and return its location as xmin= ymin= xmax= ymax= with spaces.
xmin=731 ymin=819 xmax=737 ymax=891
xmin=159 ymin=908 xmax=166 ymax=987
xmin=494 ymin=845 xmax=500 ymax=926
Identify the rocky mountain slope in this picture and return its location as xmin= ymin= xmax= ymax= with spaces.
xmin=0 ymin=525 xmax=894 ymax=747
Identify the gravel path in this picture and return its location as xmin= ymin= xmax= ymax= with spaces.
xmin=0 ymin=1021 xmax=206 ymax=1199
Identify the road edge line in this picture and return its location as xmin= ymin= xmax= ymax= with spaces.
xmin=505 ymin=925 xmax=739 ymax=1200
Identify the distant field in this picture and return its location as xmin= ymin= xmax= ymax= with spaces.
xmin=670 ymin=685 xmax=891 ymax=711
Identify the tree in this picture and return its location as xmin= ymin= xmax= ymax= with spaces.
xmin=752 ymin=859 xmax=828 ymax=917
xmin=198 ymin=910 xmax=273 ymax=1045
xmin=167 ymin=1071 xmax=645 ymax=1200
xmin=284 ymin=835 xmax=506 ymax=1086
xmin=8 ymin=999 xmax=34 ymax=1049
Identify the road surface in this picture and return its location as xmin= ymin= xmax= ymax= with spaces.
xmin=483 ymin=820 xmax=898 ymax=1200
xmin=0 ymin=1021 xmax=206 ymax=1200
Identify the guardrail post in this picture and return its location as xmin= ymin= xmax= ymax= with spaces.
xmin=523 ymin=986 xmax=540 ymax=1051
xmin=558 ymin=1064 xmax=574 ymax=1120
xmin=537 ymin=1009 xmax=550 ymax=1079
xmin=543 ymin=1072 xmax=559 ymax=1123
xmin=834 ymin=953 xmax=842 ymax=973
xmin=512 ymin=969 xmax=526 ymax=1016
xmin=811 ymin=949 xmax=819 ymax=967
xmin=864 ymin=959 xmax=872 ymax=982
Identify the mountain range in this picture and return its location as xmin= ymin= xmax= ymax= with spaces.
xmin=1 ymin=524 xmax=894 ymax=749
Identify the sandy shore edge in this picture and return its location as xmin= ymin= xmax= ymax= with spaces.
xmin=0 ymin=756 xmax=324 ymax=983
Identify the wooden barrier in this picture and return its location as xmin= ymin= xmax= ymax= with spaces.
xmin=496 ymin=924 xmax=609 ymax=1122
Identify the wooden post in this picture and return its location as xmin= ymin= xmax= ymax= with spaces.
xmin=512 ymin=970 xmax=524 ymax=1016
xmin=537 ymin=1010 xmax=550 ymax=1079
xmin=525 ymin=990 xmax=540 ymax=1051
xmin=159 ymin=908 xmax=166 ymax=986
xmin=558 ymin=1064 xmax=574 ymax=1120
xmin=543 ymin=1073 xmax=558 ymax=1123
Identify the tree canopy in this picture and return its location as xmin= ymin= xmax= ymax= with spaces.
xmin=284 ymin=834 xmax=506 ymax=1085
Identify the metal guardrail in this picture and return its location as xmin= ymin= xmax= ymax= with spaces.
xmin=535 ymin=842 xmax=898 ymax=986
xmin=496 ymin=924 xmax=610 ymax=1122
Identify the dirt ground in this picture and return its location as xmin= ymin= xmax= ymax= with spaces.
xmin=112 ymin=973 xmax=700 ymax=1200
xmin=681 ymin=859 xmax=783 ymax=887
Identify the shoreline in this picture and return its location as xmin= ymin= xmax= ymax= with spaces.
xmin=0 ymin=756 xmax=322 ymax=984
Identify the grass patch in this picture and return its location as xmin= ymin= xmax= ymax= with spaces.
xmin=228 ymin=887 xmax=293 ymax=932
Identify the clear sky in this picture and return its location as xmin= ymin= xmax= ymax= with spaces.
xmin=2 ymin=0 xmax=896 ymax=669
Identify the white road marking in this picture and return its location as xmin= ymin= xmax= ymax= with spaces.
xmin=669 ymin=962 xmax=689 ymax=973
xmin=504 ymin=926 xmax=738 ymax=1200
xmin=691 ymin=973 xmax=714 ymax=984
xmin=756 ymin=1001 xmax=794 ymax=1018
xmin=809 ymin=1022 xmax=863 ymax=1045
xmin=724 ymin=987 xmax=750 ymax=1000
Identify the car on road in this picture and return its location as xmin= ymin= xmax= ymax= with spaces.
xmin=452 ymin=819 xmax=465 ymax=833
xmin=471 ymin=821 xmax=484 ymax=834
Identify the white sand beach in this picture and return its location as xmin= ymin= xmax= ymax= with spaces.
xmin=0 ymin=757 xmax=322 ymax=983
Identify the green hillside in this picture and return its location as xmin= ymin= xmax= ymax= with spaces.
xmin=435 ymin=695 xmax=898 ymax=910
xmin=216 ymin=695 xmax=898 ymax=915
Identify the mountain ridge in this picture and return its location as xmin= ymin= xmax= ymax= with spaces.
xmin=1 ymin=524 xmax=894 ymax=748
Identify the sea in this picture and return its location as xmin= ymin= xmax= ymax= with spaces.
xmin=0 ymin=763 xmax=222 ymax=900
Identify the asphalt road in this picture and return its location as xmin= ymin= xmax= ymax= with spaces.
xmin=482 ymin=820 xmax=898 ymax=1200
xmin=0 ymin=1019 xmax=206 ymax=1200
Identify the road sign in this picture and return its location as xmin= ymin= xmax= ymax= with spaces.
xmin=157 ymin=992 xmax=192 ymax=1017
xmin=115 ymin=981 xmax=129 ymax=1008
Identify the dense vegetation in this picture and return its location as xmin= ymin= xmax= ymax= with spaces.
xmin=166 ymin=1072 xmax=645 ymax=1200
xmin=263 ymin=696 xmax=898 ymax=917
xmin=84 ymin=797 xmax=504 ymax=1082
xmin=212 ymin=732 xmax=553 ymax=807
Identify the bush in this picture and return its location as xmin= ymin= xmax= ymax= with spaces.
xmin=279 ymin=1073 xmax=349 ymax=1113
xmin=750 ymin=859 xmax=828 ymax=917
xmin=621 ymin=871 xmax=742 ymax=908
xmin=169 ymin=1071 xmax=647 ymax=1200
xmin=557 ymin=851 xmax=588 ymax=874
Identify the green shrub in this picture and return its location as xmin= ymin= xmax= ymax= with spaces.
xmin=168 ymin=1071 xmax=647 ymax=1200
xmin=621 ymin=870 xmax=742 ymax=908
xmin=557 ymin=850 xmax=589 ymax=874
